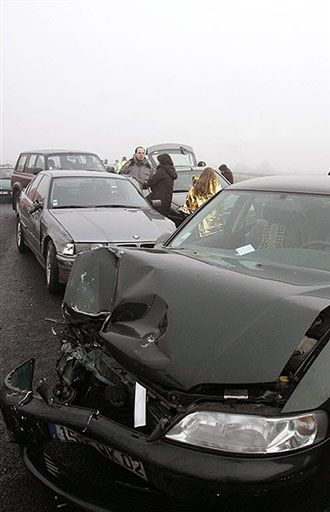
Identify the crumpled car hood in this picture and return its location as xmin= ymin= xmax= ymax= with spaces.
xmin=65 ymin=248 xmax=330 ymax=391
xmin=51 ymin=208 xmax=174 ymax=243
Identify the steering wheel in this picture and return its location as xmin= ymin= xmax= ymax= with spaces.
xmin=302 ymin=240 xmax=330 ymax=250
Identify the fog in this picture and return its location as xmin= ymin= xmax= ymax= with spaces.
xmin=1 ymin=0 xmax=330 ymax=173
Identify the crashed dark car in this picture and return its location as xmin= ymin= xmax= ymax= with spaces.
xmin=16 ymin=170 xmax=175 ymax=292
xmin=1 ymin=175 xmax=330 ymax=511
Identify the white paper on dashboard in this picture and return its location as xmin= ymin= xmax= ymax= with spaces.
xmin=236 ymin=244 xmax=255 ymax=256
xmin=134 ymin=382 xmax=147 ymax=428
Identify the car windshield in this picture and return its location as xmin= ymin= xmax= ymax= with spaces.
xmin=49 ymin=176 xmax=150 ymax=209
xmin=46 ymin=153 xmax=105 ymax=171
xmin=168 ymin=190 xmax=330 ymax=274
xmin=148 ymin=149 xmax=197 ymax=168
xmin=174 ymin=169 xmax=210 ymax=192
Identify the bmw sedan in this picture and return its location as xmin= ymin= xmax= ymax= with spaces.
xmin=2 ymin=175 xmax=330 ymax=511
xmin=16 ymin=170 xmax=175 ymax=292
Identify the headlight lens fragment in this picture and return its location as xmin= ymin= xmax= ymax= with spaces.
xmin=165 ymin=410 xmax=327 ymax=454
xmin=62 ymin=243 xmax=75 ymax=255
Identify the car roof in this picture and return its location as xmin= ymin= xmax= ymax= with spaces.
xmin=147 ymin=143 xmax=194 ymax=153
xmin=39 ymin=170 xmax=126 ymax=179
xmin=228 ymin=174 xmax=330 ymax=195
xmin=19 ymin=150 xmax=99 ymax=156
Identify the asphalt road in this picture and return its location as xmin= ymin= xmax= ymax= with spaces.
xmin=0 ymin=200 xmax=77 ymax=512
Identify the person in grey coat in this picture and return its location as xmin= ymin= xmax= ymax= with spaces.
xmin=121 ymin=146 xmax=154 ymax=187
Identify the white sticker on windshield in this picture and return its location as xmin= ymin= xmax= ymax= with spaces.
xmin=236 ymin=244 xmax=255 ymax=255
xmin=52 ymin=199 xmax=58 ymax=206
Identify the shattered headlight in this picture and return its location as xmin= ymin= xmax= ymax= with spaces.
xmin=75 ymin=242 xmax=107 ymax=253
xmin=62 ymin=243 xmax=75 ymax=255
xmin=165 ymin=410 xmax=327 ymax=454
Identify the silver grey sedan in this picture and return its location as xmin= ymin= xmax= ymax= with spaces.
xmin=16 ymin=170 xmax=175 ymax=292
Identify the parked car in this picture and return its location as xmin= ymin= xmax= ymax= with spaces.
xmin=15 ymin=170 xmax=175 ymax=292
xmin=11 ymin=150 xmax=106 ymax=211
xmin=0 ymin=165 xmax=14 ymax=201
xmin=146 ymin=143 xmax=230 ymax=211
xmin=1 ymin=175 xmax=330 ymax=511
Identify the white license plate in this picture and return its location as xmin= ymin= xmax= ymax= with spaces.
xmin=52 ymin=424 xmax=147 ymax=481
xmin=0 ymin=191 xmax=9 ymax=195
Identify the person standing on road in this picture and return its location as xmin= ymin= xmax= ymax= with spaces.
xmin=218 ymin=163 xmax=234 ymax=184
xmin=116 ymin=156 xmax=127 ymax=173
xmin=143 ymin=153 xmax=177 ymax=216
xmin=179 ymin=167 xmax=221 ymax=215
xmin=120 ymin=147 xmax=154 ymax=186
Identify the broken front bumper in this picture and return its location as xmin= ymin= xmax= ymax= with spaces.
xmin=1 ymin=360 xmax=330 ymax=512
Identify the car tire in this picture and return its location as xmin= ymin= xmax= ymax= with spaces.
xmin=16 ymin=220 xmax=27 ymax=253
xmin=14 ymin=190 xmax=21 ymax=213
xmin=45 ymin=241 xmax=60 ymax=293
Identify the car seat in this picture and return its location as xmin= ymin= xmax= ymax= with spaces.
xmin=247 ymin=201 xmax=305 ymax=249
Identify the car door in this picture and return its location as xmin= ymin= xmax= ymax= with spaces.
xmin=28 ymin=175 xmax=51 ymax=258
xmin=19 ymin=174 xmax=44 ymax=248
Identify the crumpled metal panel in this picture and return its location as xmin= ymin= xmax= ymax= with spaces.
xmin=63 ymin=247 xmax=330 ymax=391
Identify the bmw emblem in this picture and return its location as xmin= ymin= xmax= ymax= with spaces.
xmin=132 ymin=234 xmax=140 ymax=240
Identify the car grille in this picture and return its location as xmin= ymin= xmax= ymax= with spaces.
xmin=116 ymin=243 xmax=155 ymax=249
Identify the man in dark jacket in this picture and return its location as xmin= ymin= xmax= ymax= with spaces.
xmin=121 ymin=147 xmax=154 ymax=186
xmin=218 ymin=164 xmax=234 ymax=184
xmin=144 ymin=153 xmax=177 ymax=216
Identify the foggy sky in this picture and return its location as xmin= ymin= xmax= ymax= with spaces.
xmin=1 ymin=0 xmax=330 ymax=173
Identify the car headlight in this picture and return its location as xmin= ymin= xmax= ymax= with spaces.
xmin=62 ymin=243 xmax=75 ymax=256
xmin=165 ymin=410 xmax=327 ymax=454
xmin=75 ymin=242 xmax=107 ymax=253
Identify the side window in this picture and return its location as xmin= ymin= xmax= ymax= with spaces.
xmin=26 ymin=175 xmax=43 ymax=200
xmin=25 ymin=154 xmax=38 ymax=173
xmin=34 ymin=176 xmax=50 ymax=203
xmin=46 ymin=156 xmax=61 ymax=170
xmin=35 ymin=155 xmax=45 ymax=171
xmin=16 ymin=155 xmax=28 ymax=173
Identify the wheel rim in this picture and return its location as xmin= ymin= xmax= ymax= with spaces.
xmin=17 ymin=222 xmax=22 ymax=246
xmin=46 ymin=248 xmax=51 ymax=285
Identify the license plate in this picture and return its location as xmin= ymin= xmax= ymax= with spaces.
xmin=0 ymin=191 xmax=9 ymax=195
xmin=50 ymin=424 xmax=147 ymax=481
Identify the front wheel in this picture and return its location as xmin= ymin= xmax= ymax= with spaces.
xmin=13 ymin=190 xmax=21 ymax=213
xmin=16 ymin=220 xmax=27 ymax=253
xmin=45 ymin=241 xmax=60 ymax=293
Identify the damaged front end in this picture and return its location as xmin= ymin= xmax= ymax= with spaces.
xmin=1 ymin=247 xmax=330 ymax=511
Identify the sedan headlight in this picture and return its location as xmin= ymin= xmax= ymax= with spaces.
xmin=165 ymin=410 xmax=327 ymax=454
xmin=62 ymin=243 xmax=75 ymax=256
xmin=75 ymin=242 xmax=107 ymax=254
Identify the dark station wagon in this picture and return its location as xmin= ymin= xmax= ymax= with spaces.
xmin=1 ymin=175 xmax=330 ymax=512
xmin=11 ymin=149 xmax=106 ymax=211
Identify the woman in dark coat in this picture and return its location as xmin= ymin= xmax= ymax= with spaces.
xmin=144 ymin=153 xmax=177 ymax=216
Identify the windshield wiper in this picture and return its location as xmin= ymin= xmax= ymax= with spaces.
xmin=52 ymin=205 xmax=86 ymax=209
xmin=91 ymin=204 xmax=141 ymax=209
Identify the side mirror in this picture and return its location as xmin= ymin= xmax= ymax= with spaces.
xmin=28 ymin=201 xmax=43 ymax=214
xmin=151 ymin=199 xmax=162 ymax=209
xmin=33 ymin=167 xmax=43 ymax=175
